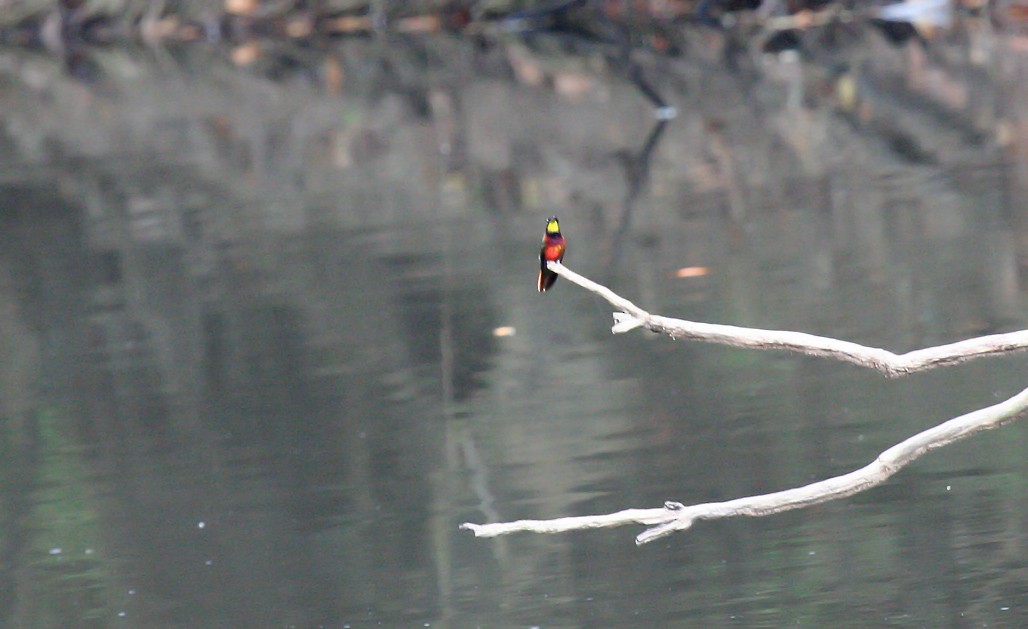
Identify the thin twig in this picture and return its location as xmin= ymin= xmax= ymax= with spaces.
xmin=460 ymin=384 xmax=1028 ymax=544
xmin=546 ymin=261 xmax=1028 ymax=377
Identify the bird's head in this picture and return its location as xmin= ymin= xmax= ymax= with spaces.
xmin=545 ymin=216 xmax=561 ymax=236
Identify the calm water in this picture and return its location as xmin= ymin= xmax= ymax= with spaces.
xmin=0 ymin=25 xmax=1026 ymax=628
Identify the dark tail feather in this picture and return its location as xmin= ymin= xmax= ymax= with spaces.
xmin=538 ymin=269 xmax=558 ymax=292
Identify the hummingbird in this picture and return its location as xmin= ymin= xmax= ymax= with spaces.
xmin=537 ymin=216 xmax=566 ymax=292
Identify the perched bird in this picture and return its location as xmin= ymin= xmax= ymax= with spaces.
xmin=537 ymin=216 xmax=566 ymax=292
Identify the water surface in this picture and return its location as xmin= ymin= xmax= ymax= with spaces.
xmin=0 ymin=27 xmax=1026 ymax=628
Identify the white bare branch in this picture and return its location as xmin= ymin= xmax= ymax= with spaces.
xmin=459 ymin=263 xmax=1028 ymax=544
xmin=461 ymin=385 xmax=1028 ymax=544
xmin=546 ymin=261 xmax=1028 ymax=377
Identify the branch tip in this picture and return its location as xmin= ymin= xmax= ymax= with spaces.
xmin=612 ymin=312 xmax=645 ymax=333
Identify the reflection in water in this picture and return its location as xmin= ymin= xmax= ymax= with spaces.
xmin=605 ymin=117 xmax=669 ymax=278
xmin=0 ymin=21 xmax=1027 ymax=628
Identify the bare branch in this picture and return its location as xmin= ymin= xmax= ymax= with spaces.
xmin=459 ymin=262 xmax=1028 ymax=543
xmin=546 ymin=261 xmax=1028 ymax=376
xmin=460 ymin=385 xmax=1028 ymax=543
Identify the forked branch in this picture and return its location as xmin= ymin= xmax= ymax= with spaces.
xmin=460 ymin=263 xmax=1028 ymax=543
xmin=546 ymin=261 xmax=1028 ymax=376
